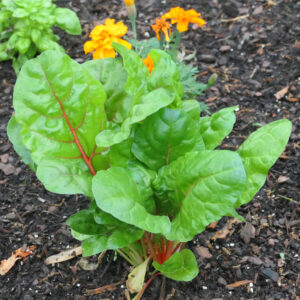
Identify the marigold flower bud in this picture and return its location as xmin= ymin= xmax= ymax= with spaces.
xmin=124 ymin=0 xmax=136 ymax=20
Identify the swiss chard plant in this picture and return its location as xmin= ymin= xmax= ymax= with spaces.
xmin=0 ymin=0 xmax=81 ymax=73
xmin=8 ymin=44 xmax=292 ymax=298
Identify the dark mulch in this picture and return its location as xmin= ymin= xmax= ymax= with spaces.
xmin=0 ymin=0 xmax=299 ymax=299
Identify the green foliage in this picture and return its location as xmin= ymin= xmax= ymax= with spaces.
xmin=0 ymin=0 xmax=81 ymax=73
xmin=153 ymin=249 xmax=198 ymax=281
xmin=9 ymin=46 xmax=292 ymax=283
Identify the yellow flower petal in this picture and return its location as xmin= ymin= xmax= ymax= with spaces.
xmin=177 ymin=21 xmax=189 ymax=32
xmin=142 ymin=54 xmax=154 ymax=73
xmin=124 ymin=0 xmax=134 ymax=6
xmin=162 ymin=7 xmax=206 ymax=32
xmin=84 ymin=40 xmax=99 ymax=54
xmin=84 ymin=18 xmax=129 ymax=60
xmin=112 ymin=38 xmax=132 ymax=50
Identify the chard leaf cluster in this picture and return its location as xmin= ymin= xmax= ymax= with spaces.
xmin=0 ymin=0 xmax=81 ymax=73
xmin=8 ymin=45 xmax=292 ymax=282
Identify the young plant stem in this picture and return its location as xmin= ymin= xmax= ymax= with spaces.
xmin=165 ymin=240 xmax=174 ymax=261
xmin=143 ymin=232 xmax=158 ymax=262
xmin=136 ymin=272 xmax=160 ymax=300
xmin=116 ymin=249 xmax=135 ymax=266
xmin=130 ymin=17 xmax=137 ymax=44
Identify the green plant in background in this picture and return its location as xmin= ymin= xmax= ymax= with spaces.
xmin=8 ymin=45 xmax=292 ymax=299
xmin=0 ymin=0 xmax=81 ymax=73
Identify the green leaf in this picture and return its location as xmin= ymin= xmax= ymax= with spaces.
xmin=132 ymin=108 xmax=204 ymax=170
xmin=71 ymin=229 xmax=92 ymax=241
xmin=54 ymin=7 xmax=82 ymax=35
xmin=148 ymin=49 xmax=184 ymax=107
xmin=96 ymin=87 xmax=175 ymax=147
xmin=94 ymin=207 xmax=124 ymax=226
xmin=82 ymin=226 xmax=143 ymax=257
xmin=13 ymin=50 xmax=107 ymax=195
xmin=16 ymin=37 xmax=31 ymax=54
xmin=83 ymin=58 xmax=131 ymax=123
xmin=109 ymin=138 xmax=134 ymax=167
xmin=156 ymin=151 xmax=246 ymax=241
xmin=34 ymin=36 xmax=62 ymax=52
xmin=7 ymin=115 xmax=35 ymax=170
xmin=31 ymin=29 xmax=42 ymax=43
xmin=66 ymin=209 xmax=108 ymax=235
xmin=126 ymin=161 xmax=156 ymax=214
xmin=92 ymin=167 xmax=171 ymax=235
xmin=153 ymin=249 xmax=198 ymax=281
xmin=236 ymin=119 xmax=292 ymax=207
xmin=36 ymin=158 xmax=93 ymax=197
xmin=199 ymin=106 xmax=237 ymax=149
xmin=95 ymin=46 xmax=183 ymax=148
xmin=113 ymin=43 xmax=149 ymax=96
xmin=182 ymin=100 xmax=201 ymax=121
xmin=12 ymin=8 xmax=29 ymax=18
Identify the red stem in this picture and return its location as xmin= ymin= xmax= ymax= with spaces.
xmin=171 ymin=243 xmax=182 ymax=255
xmin=45 ymin=74 xmax=96 ymax=176
xmin=165 ymin=240 xmax=174 ymax=261
xmin=143 ymin=233 xmax=158 ymax=262
xmin=136 ymin=272 xmax=160 ymax=300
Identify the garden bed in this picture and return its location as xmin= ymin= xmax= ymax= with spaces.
xmin=0 ymin=0 xmax=299 ymax=299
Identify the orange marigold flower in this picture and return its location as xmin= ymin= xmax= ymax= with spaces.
xmin=143 ymin=54 xmax=154 ymax=73
xmin=151 ymin=18 xmax=171 ymax=42
xmin=84 ymin=19 xmax=132 ymax=60
xmin=162 ymin=7 xmax=206 ymax=33
xmin=124 ymin=0 xmax=134 ymax=5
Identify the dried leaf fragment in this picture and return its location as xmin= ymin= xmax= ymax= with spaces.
xmin=0 ymin=246 xmax=35 ymax=275
xmin=275 ymin=86 xmax=289 ymax=100
xmin=210 ymin=218 xmax=242 ymax=240
xmin=277 ymin=175 xmax=289 ymax=183
xmin=44 ymin=246 xmax=82 ymax=265
xmin=196 ymin=246 xmax=212 ymax=259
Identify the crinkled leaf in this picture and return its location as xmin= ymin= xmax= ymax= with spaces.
xmin=199 ymin=106 xmax=237 ymax=149
xmin=83 ymin=58 xmax=131 ymax=123
xmin=95 ymin=46 xmax=183 ymax=148
xmin=92 ymin=167 xmax=171 ymax=235
xmin=156 ymin=151 xmax=246 ymax=241
xmin=13 ymin=50 xmax=107 ymax=195
xmin=236 ymin=119 xmax=292 ymax=207
xmin=126 ymin=161 xmax=156 ymax=213
xmin=54 ymin=7 xmax=82 ymax=35
xmin=96 ymin=88 xmax=174 ymax=147
xmin=153 ymin=249 xmax=198 ymax=281
xmin=16 ymin=37 xmax=31 ymax=54
xmin=34 ymin=36 xmax=62 ymax=52
xmin=7 ymin=115 xmax=35 ymax=170
xmin=82 ymin=226 xmax=144 ymax=257
xmin=12 ymin=8 xmax=29 ymax=18
xmin=132 ymin=108 xmax=204 ymax=170
xmin=36 ymin=158 xmax=93 ymax=197
xmin=148 ymin=49 xmax=183 ymax=107
xmin=113 ymin=43 xmax=149 ymax=96
xmin=109 ymin=138 xmax=134 ymax=167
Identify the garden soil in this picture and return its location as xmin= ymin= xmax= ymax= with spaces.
xmin=0 ymin=0 xmax=299 ymax=299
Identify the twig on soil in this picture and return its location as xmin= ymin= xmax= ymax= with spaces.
xmin=85 ymin=280 xmax=126 ymax=295
xmin=226 ymin=280 xmax=253 ymax=289
xmin=44 ymin=246 xmax=82 ymax=265
xmin=220 ymin=14 xmax=249 ymax=23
